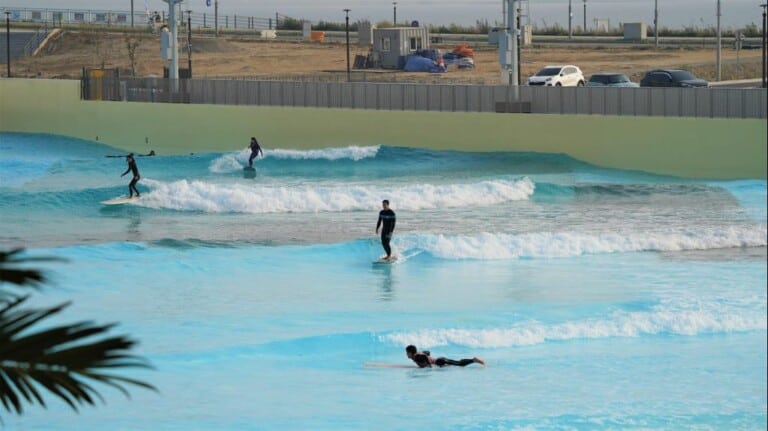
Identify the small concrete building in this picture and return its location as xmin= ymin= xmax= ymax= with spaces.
xmin=373 ymin=27 xmax=430 ymax=69
xmin=624 ymin=22 xmax=647 ymax=41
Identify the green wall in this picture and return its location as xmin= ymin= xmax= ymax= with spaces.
xmin=1 ymin=78 xmax=765 ymax=179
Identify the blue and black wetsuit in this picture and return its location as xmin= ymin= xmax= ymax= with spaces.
xmin=377 ymin=208 xmax=396 ymax=257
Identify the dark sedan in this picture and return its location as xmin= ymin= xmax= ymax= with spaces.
xmin=640 ymin=70 xmax=709 ymax=88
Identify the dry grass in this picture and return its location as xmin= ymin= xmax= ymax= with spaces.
xmin=13 ymin=31 xmax=765 ymax=83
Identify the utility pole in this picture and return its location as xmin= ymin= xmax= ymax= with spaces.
xmin=4 ymin=11 xmax=10 ymax=78
xmin=344 ymin=9 xmax=351 ymax=81
xmin=716 ymin=0 xmax=721 ymax=81
xmin=654 ymin=0 xmax=659 ymax=48
xmin=131 ymin=0 xmax=134 ymax=27
xmin=583 ymin=0 xmax=587 ymax=32
xmin=761 ymin=4 xmax=767 ymax=88
xmin=162 ymin=0 xmax=183 ymax=89
xmin=215 ymin=0 xmax=219 ymax=37
xmin=568 ymin=0 xmax=572 ymax=39
xmin=392 ymin=2 xmax=397 ymax=26
xmin=187 ymin=10 xmax=192 ymax=76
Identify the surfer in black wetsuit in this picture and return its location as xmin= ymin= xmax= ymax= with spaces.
xmin=376 ymin=199 xmax=396 ymax=260
xmin=120 ymin=153 xmax=141 ymax=198
xmin=405 ymin=345 xmax=485 ymax=368
xmin=248 ymin=137 xmax=263 ymax=167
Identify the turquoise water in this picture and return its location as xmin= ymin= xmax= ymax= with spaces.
xmin=1 ymin=132 xmax=766 ymax=430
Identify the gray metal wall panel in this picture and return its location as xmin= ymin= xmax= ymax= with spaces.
xmin=590 ymin=87 xmax=607 ymax=115
xmin=680 ymin=90 xmax=697 ymax=117
xmin=635 ymin=89 xmax=651 ymax=116
xmin=575 ymin=87 xmax=590 ymax=115
xmin=649 ymin=88 xmax=666 ymax=116
xmin=711 ymin=89 xmax=729 ymax=118
xmin=695 ymin=89 xmax=711 ymax=118
xmin=546 ymin=88 xmax=562 ymax=114
xmin=465 ymin=86 xmax=481 ymax=112
xmin=316 ymin=83 xmax=330 ymax=108
xmin=528 ymin=87 xmax=547 ymax=113
xmin=414 ymin=85 xmax=429 ymax=111
xmin=725 ymin=89 xmax=742 ymax=118
xmin=351 ymin=83 xmax=365 ymax=109
xmin=427 ymin=86 xmax=442 ymax=111
xmin=402 ymin=84 xmax=416 ymax=110
xmin=305 ymin=82 xmax=318 ymax=107
xmin=617 ymin=88 xmax=635 ymax=115
xmin=440 ymin=86 xmax=454 ymax=111
xmin=453 ymin=86 xmax=467 ymax=112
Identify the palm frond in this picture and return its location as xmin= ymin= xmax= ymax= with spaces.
xmin=0 ymin=285 xmax=156 ymax=415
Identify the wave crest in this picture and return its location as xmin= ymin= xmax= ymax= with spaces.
xmin=396 ymin=226 xmax=767 ymax=259
xmin=208 ymin=145 xmax=380 ymax=173
xmin=137 ymin=177 xmax=534 ymax=213
xmin=383 ymin=308 xmax=767 ymax=348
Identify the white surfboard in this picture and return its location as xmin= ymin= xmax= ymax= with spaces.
xmin=100 ymin=196 xmax=140 ymax=205
xmin=372 ymin=256 xmax=398 ymax=264
xmin=363 ymin=362 xmax=418 ymax=369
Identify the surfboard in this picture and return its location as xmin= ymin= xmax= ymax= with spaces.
xmin=100 ymin=196 xmax=140 ymax=205
xmin=373 ymin=255 xmax=398 ymax=264
xmin=243 ymin=166 xmax=256 ymax=178
xmin=363 ymin=362 xmax=418 ymax=369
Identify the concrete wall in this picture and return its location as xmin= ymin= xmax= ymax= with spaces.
xmin=1 ymin=78 xmax=765 ymax=179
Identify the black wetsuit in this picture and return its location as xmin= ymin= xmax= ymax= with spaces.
xmin=248 ymin=140 xmax=263 ymax=167
xmin=122 ymin=159 xmax=141 ymax=197
xmin=377 ymin=208 xmax=396 ymax=257
xmin=411 ymin=351 xmax=475 ymax=368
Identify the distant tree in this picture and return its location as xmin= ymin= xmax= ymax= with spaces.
xmin=124 ymin=34 xmax=144 ymax=77
xmin=0 ymin=249 xmax=155 ymax=416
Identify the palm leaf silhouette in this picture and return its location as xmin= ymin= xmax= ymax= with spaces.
xmin=0 ymin=249 xmax=156 ymax=415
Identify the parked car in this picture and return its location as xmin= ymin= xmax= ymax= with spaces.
xmin=527 ymin=65 xmax=585 ymax=87
xmin=586 ymin=73 xmax=639 ymax=88
xmin=639 ymin=69 xmax=709 ymax=88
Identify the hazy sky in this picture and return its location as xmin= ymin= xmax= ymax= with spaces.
xmin=4 ymin=1 xmax=765 ymax=29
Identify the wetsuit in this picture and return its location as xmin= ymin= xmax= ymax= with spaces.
xmin=411 ymin=351 xmax=475 ymax=368
xmin=376 ymin=208 xmax=396 ymax=258
xmin=122 ymin=158 xmax=141 ymax=197
xmin=248 ymin=139 xmax=263 ymax=167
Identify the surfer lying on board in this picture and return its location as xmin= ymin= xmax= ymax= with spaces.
xmin=120 ymin=153 xmax=141 ymax=198
xmin=376 ymin=200 xmax=396 ymax=260
xmin=406 ymin=345 xmax=485 ymax=368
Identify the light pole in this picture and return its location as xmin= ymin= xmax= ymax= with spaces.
xmin=392 ymin=2 xmax=397 ymax=26
xmin=344 ymin=9 xmax=351 ymax=81
xmin=187 ymin=10 xmax=192 ymax=76
xmin=4 ymin=11 xmax=10 ymax=78
xmin=654 ymin=0 xmax=659 ymax=48
xmin=761 ymin=3 xmax=767 ymax=88
xmin=583 ymin=0 xmax=587 ymax=32
xmin=716 ymin=0 xmax=721 ymax=81
xmin=568 ymin=0 xmax=572 ymax=39
xmin=131 ymin=0 xmax=134 ymax=27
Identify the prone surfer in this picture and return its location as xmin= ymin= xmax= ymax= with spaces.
xmin=120 ymin=153 xmax=141 ymax=198
xmin=375 ymin=199 xmax=396 ymax=261
xmin=406 ymin=345 xmax=485 ymax=368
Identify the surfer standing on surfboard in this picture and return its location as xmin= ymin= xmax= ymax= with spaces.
xmin=248 ymin=137 xmax=263 ymax=167
xmin=120 ymin=154 xmax=141 ymax=198
xmin=375 ymin=199 xmax=397 ymax=261
xmin=406 ymin=345 xmax=485 ymax=368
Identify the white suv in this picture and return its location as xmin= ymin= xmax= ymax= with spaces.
xmin=527 ymin=65 xmax=585 ymax=87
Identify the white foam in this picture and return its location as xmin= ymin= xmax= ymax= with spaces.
xmin=136 ymin=178 xmax=534 ymax=213
xmin=395 ymin=226 xmax=767 ymax=260
xmin=208 ymin=145 xmax=380 ymax=173
xmin=383 ymin=308 xmax=767 ymax=348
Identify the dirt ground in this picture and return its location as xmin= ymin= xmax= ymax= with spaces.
xmin=12 ymin=30 xmax=764 ymax=84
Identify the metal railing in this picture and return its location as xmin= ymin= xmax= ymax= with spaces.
xmin=82 ymin=77 xmax=768 ymax=119
xmin=3 ymin=6 xmax=280 ymax=32
xmin=22 ymin=24 xmax=50 ymax=56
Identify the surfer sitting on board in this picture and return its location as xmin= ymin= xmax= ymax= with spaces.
xmin=120 ymin=153 xmax=141 ymax=198
xmin=375 ymin=200 xmax=396 ymax=261
xmin=406 ymin=345 xmax=485 ymax=368
xmin=248 ymin=137 xmax=263 ymax=167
